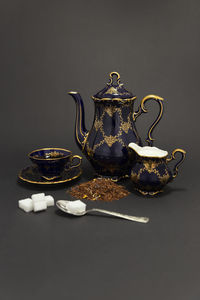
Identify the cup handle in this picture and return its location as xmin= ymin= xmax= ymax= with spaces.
xmin=68 ymin=155 xmax=82 ymax=170
xmin=166 ymin=148 xmax=186 ymax=179
xmin=133 ymin=94 xmax=164 ymax=146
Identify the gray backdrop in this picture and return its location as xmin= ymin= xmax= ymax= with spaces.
xmin=1 ymin=0 xmax=200 ymax=299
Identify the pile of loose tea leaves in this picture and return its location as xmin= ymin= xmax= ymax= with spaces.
xmin=68 ymin=178 xmax=130 ymax=202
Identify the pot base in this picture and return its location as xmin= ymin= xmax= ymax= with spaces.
xmin=95 ymin=173 xmax=130 ymax=182
xmin=135 ymin=188 xmax=163 ymax=196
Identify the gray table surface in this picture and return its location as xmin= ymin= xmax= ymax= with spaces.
xmin=1 ymin=0 xmax=200 ymax=299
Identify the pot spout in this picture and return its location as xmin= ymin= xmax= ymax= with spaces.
xmin=68 ymin=91 xmax=88 ymax=150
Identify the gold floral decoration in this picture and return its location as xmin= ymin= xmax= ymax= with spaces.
xmin=104 ymin=135 xmax=118 ymax=147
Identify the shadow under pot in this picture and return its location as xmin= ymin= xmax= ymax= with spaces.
xmin=28 ymin=148 xmax=82 ymax=181
xmin=128 ymin=143 xmax=186 ymax=196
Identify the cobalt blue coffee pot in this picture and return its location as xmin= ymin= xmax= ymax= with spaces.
xmin=68 ymin=72 xmax=164 ymax=180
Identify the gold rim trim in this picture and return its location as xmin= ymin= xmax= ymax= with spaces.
xmin=68 ymin=91 xmax=78 ymax=94
xmin=18 ymin=168 xmax=82 ymax=185
xmin=28 ymin=147 xmax=72 ymax=161
xmin=91 ymin=96 xmax=137 ymax=102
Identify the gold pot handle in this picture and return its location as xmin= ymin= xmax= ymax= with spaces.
xmin=133 ymin=94 xmax=164 ymax=146
xmin=166 ymin=148 xmax=186 ymax=179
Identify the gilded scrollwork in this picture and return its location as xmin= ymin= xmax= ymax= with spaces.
xmin=131 ymin=159 xmax=171 ymax=195
xmin=117 ymin=137 xmax=126 ymax=147
xmin=104 ymin=106 xmax=121 ymax=117
xmin=89 ymin=103 xmax=133 ymax=150
xmin=34 ymin=151 xmax=64 ymax=159
xmin=104 ymin=135 xmax=118 ymax=147
xmin=86 ymin=145 xmax=94 ymax=158
xmin=94 ymin=119 xmax=103 ymax=131
xmin=105 ymin=87 xmax=119 ymax=95
xmin=121 ymin=122 xmax=129 ymax=133
xmin=92 ymin=139 xmax=105 ymax=152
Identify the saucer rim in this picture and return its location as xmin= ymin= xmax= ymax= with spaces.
xmin=18 ymin=165 xmax=82 ymax=185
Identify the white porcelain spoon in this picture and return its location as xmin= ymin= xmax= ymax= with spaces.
xmin=56 ymin=200 xmax=149 ymax=223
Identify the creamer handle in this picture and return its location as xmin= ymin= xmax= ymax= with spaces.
xmin=166 ymin=148 xmax=186 ymax=179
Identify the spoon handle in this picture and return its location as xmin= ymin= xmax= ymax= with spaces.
xmin=89 ymin=208 xmax=149 ymax=223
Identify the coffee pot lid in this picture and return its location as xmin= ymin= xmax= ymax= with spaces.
xmin=92 ymin=72 xmax=136 ymax=101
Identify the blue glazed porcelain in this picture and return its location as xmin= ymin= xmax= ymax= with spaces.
xmin=68 ymin=72 xmax=164 ymax=180
xmin=18 ymin=164 xmax=82 ymax=185
xmin=28 ymin=148 xmax=82 ymax=181
xmin=128 ymin=143 xmax=186 ymax=195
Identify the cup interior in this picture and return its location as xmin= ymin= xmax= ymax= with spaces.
xmin=28 ymin=148 xmax=72 ymax=160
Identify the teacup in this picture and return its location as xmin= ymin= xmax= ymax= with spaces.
xmin=28 ymin=148 xmax=82 ymax=181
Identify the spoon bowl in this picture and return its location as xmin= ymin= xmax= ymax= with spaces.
xmin=56 ymin=200 xmax=86 ymax=216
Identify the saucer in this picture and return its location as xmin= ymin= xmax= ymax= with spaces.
xmin=18 ymin=165 xmax=82 ymax=185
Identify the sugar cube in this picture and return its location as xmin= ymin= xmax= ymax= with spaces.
xmin=18 ymin=198 xmax=33 ymax=213
xmin=31 ymin=193 xmax=45 ymax=202
xmin=45 ymin=195 xmax=54 ymax=207
xmin=33 ymin=200 xmax=47 ymax=212
xmin=66 ymin=200 xmax=86 ymax=214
